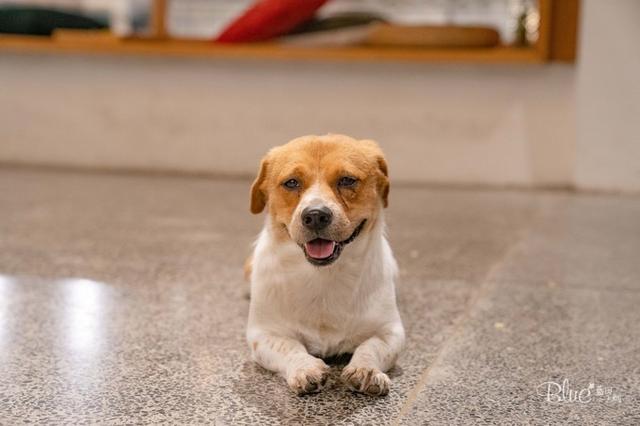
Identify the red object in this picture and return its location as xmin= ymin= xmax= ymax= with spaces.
xmin=216 ymin=0 xmax=329 ymax=43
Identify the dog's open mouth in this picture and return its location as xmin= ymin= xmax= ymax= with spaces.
xmin=303 ymin=220 xmax=366 ymax=266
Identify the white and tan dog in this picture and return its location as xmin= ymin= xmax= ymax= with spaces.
xmin=246 ymin=134 xmax=404 ymax=396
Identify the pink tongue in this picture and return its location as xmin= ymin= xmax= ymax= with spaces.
xmin=305 ymin=239 xmax=336 ymax=259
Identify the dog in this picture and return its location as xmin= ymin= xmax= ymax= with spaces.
xmin=246 ymin=134 xmax=405 ymax=396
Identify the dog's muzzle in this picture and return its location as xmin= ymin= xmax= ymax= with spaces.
xmin=302 ymin=220 xmax=366 ymax=266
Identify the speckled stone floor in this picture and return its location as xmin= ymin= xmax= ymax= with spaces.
xmin=0 ymin=168 xmax=639 ymax=425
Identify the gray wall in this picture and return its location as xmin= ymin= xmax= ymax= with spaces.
xmin=575 ymin=0 xmax=640 ymax=192
xmin=0 ymin=55 xmax=575 ymax=187
xmin=1 ymin=0 xmax=638 ymax=192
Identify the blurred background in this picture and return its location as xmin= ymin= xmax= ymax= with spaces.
xmin=0 ymin=0 xmax=638 ymax=192
xmin=1 ymin=3 xmax=640 ymax=424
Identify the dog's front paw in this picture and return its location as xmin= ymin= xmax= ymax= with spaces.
xmin=341 ymin=365 xmax=390 ymax=396
xmin=286 ymin=358 xmax=330 ymax=396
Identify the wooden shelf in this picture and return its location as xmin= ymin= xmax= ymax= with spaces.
xmin=0 ymin=33 xmax=545 ymax=64
xmin=0 ymin=0 xmax=579 ymax=64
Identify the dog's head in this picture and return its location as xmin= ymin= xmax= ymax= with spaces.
xmin=250 ymin=134 xmax=389 ymax=266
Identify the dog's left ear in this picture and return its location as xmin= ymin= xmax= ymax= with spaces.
xmin=360 ymin=139 xmax=389 ymax=207
xmin=250 ymin=156 xmax=269 ymax=214
xmin=376 ymin=155 xmax=390 ymax=208
xmin=361 ymin=139 xmax=390 ymax=208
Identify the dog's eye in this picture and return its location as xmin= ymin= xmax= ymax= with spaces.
xmin=338 ymin=176 xmax=357 ymax=188
xmin=283 ymin=178 xmax=300 ymax=189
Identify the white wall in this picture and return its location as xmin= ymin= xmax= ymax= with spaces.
xmin=574 ymin=0 xmax=640 ymax=192
xmin=0 ymin=54 xmax=575 ymax=188
xmin=1 ymin=1 xmax=638 ymax=192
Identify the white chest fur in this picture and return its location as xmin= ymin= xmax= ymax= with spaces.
xmin=247 ymin=216 xmax=400 ymax=358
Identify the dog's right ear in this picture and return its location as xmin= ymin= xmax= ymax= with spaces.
xmin=376 ymin=155 xmax=390 ymax=208
xmin=250 ymin=156 xmax=269 ymax=214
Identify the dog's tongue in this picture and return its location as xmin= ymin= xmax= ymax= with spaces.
xmin=305 ymin=239 xmax=336 ymax=259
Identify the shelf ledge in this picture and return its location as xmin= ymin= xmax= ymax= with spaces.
xmin=0 ymin=32 xmax=546 ymax=64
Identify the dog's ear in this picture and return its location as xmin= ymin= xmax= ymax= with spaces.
xmin=250 ymin=156 xmax=269 ymax=214
xmin=376 ymin=155 xmax=390 ymax=208
xmin=361 ymin=139 xmax=390 ymax=208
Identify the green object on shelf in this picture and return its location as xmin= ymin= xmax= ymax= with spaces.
xmin=0 ymin=6 xmax=107 ymax=36
xmin=514 ymin=11 xmax=529 ymax=47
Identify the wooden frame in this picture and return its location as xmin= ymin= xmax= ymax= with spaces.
xmin=0 ymin=0 xmax=579 ymax=64
xmin=150 ymin=0 xmax=168 ymax=39
xmin=548 ymin=0 xmax=580 ymax=61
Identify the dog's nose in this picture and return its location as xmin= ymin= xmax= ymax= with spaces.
xmin=302 ymin=207 xmax=333 ymax=231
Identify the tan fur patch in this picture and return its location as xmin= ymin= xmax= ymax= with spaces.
xmin=249 ymin=134 xmax=389 ymax=243
xmin=243 ymin=255 xmax=252 ymax=281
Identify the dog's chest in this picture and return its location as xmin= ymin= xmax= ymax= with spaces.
xmin=281 ymin=269 xmax=386 ymax=357
xmin=295 ymin=305 xmax=369 ymax=357
xmin=251 ymin=227 xmax=396 ymax=358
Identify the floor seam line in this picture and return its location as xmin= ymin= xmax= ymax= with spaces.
xmin=391 ymin=222 xmax=538 ymax=425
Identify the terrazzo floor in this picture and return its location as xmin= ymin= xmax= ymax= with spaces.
xmin=0 ymin=168 xmax=638 ymax=425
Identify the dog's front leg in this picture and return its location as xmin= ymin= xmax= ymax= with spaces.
xmin=341 ymin=324 xmax=405 ymax=396
xmin=248 ymin=329 xmax=330 ymax=395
